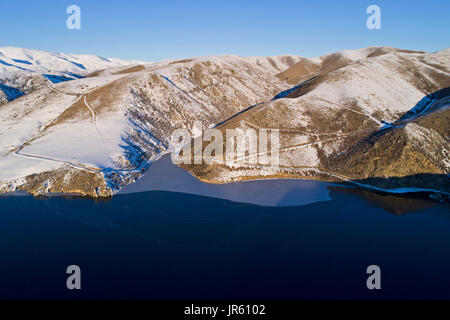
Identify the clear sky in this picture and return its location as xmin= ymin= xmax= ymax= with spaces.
xmin=1 ymin=0 xmax=449 ymax=61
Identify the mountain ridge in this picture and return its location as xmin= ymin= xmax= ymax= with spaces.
xmin=0 ymin=46 xmax=448 ymax=198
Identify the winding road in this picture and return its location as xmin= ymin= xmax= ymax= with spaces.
xmin=47 ymin=82 xmax=100 ymax=129
xmin=6 ymin=82 xmax=106 ymax=173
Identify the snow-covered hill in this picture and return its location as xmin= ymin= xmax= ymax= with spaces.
xmin=0 ymin=47 xmax=147 ymax=74
xmin=0 ymin=46 xmax=448 ymax=197
xmin=182 ymin=49 xmax=450 ymax=194
xmin=276 ymin=46 xmax=426 ymax=84
xmin=0 ymin=51 xmax=301 ymax=196
xmin=0 ymin=47 xmax=149 ymax=105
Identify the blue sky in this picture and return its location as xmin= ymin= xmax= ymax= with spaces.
xmin=1 ymin=0 xmax=449 ymax=61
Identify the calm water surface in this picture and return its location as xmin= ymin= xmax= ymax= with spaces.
xmin=0 ymin=156 xmax=449 ymax=299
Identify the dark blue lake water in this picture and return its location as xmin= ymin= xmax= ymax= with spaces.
xmin=0 ymin=184 xmax=449 ymax=300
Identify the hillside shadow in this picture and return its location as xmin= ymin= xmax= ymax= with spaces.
xmin=397 ymin=87 xmax=450 ymax=123
xmin=0 ymin=83 xmax=25 ymax=101
xmin=327 ymin=186 xmax=437 ymax=215
xmin=330 ymin=173 xmax=449 ymax=214
xmin=350 ymin=173 xmax=449 ymax=194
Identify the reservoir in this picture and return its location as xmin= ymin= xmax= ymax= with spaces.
xmin=0 ymin=156 xmax=449 ymax=299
